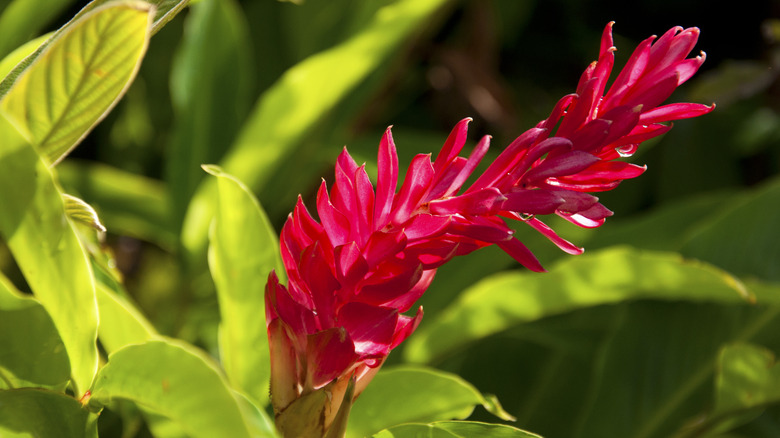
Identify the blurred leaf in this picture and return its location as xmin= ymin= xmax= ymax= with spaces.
xmin=0 ymin=32 xmax=49 ymax=80
xmin=0 ymin=388 xmax=97 ymax=438
xmin=233 ymin=390 xmax=280 ymax=438
xmin=95 ymin=283 xmax=156 ymax=355
xmin=182 ymin=0 xmax=452 ymax=264
xmin=0 ymin=115 xmax=98 ymax=396
xmin=89 ymin=339 xmax=272 ymax=438
xmin=0 ymin=1 xmax=152 ymax=164
xmin=585 ymin=190 xmax=741 ymax=253
xmin=715 ymin=343 xmax=780 ymax=416
xmin=0 ymin=273 xmax=69 ymax=390
xmin=63 ymin=194 xmax=106 ymax=232
xmin=405 ymin=246 xmax=752 ymax=365
xmin=732 ymin=107 xmax=780 ymax=156
xmin=688 ymin=60 xmax=777 ymax=108
xmin=0 ymin=0 xmax=75 ymax=59
xmin=167 ymin=0 xmax=253 ymax=226
xmin=574 ymin=302 xmax=778 ymax=438
xmin=372 ymin=421 xmax=540 ymax=438
xmin=58 ymin=160 xmax=175 ymax=250
xmin=681 ymin=176 xmax=780 ymax=282
xmin=347 ymin=366 xmax=514 ymax=438
xmin=205 ymin=165 xmax=283 ymax=407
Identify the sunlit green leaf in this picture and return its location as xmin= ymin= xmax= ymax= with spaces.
xmin=405 ymin=246 xmax=752 ymax=365
xmin=57 ymin=160 xmax=175 ymax=250
xmin=0 ymin=115 xmax=97 ymax=396
xmin=89 ymin=339 xmax=268 ymax=438
xmin=205 ymin=165 xmax=282 ymax=407
xmin=0 ymin=0 xmax=189 ymax=98
xmin=0 ymin=388 xmax=97 ymax=438
xmin=0 ymin=1 xmax=153 ymax=164
xmin=0 ymin=273 xmax=69 ymax=391
xmin=347 ymin=366 xmax=514 ymax=438
xmin=95 ymin=283 xmax=156 ymax=355
xmin=63 ymin=194 xmax=106 ymax=232
xmin=372 ymin=421 xmax=540 ymax=438
xmin=181 ymin=0 xmax=451 ymax=264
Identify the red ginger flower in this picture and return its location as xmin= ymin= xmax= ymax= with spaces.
xmin=265 ymin=22 xmax=713 ymax=435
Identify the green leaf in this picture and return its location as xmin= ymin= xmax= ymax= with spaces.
xmin=57 ymin=160 xmax=175 ymax=250
xmin=0 ymin=0 xmax=76 ymax=59
xmin=681 ymin=176 xmax=780 ymax=282
xmin=95 ymin=283 xmax=156 ymax=355
xmin=715 ymin=343 xmax=780 ymax=415
xmin=89 ymin=338 xmax=269 ymax=438
xmin=0 ymin=388 xmax=97 ymax=438
xmin=0 ymin=273 xmax=70 ymax=390
xmin=0 ymin=1 xmax=153 ymax=164
xmin=372 ymin=421 xmax=540 ymax=438
xmin=347 ymin=366 xmax=514 ymax=438
xmin=167 ymin=0 xmax=253 ymax=226
xmin=0 ymin=115 xmax=98 ymax=396
xmin=676 ymin=342 xmax=780 ymax=437
xmin=181 ymin=0 xmax=451 ymax=264
xmin=0 ymin=0 xmax=189 ymax=99
xmin=63 ymin=194 xmax=106 ymax=232
xmin=404 ymin=246 xmax=753 ymax=365
xmin=145 ymin=0 xmax=191 ymax=34
xmin=205 ymin=165 xmax=282 ymax=407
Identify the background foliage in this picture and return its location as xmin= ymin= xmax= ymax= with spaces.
xmin=1 ymin=0 xmax=780 ymax=437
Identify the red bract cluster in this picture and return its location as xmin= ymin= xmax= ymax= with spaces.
xmin=265 ymin=22 xmax=713 ymax=432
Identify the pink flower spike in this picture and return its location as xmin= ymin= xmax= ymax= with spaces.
xmin=433 ymin=118 xmax=471 ymax=174
xmin=266 ymin=23 xmax=712 ymax=436
xmin=524 ymin=217 xmax=584 ymax=255
xmin=502 ymin=190 xmax=566 ymax=215
xmin=442 ymin=135 xmax=491 ymax=198
xmin=496 ymin=238 xmax=545 ymax=272
xmin=374 ymin=127 xmax=398 ymax=231
xmin=522 ymin=150 xmax=601 ymax=183
xmin=305 ymin=328 xmax=357 ymax=390
xmin=338 ymin=302 xmax=398 ymax=359
xmin=639 ymin=102 xmax=715 ymax=124
xmin=428 ymin=188 xmax=507 ymax=216
xmin=390 ymin=154 xmax=434 ymax=225
xmin=316 ymin=180 xmax=351 ymax=247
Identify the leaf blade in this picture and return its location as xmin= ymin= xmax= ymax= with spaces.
xmin=404 ymin=246 xmax=754 ymax=365
xmin=206 ymin=165 xmax=282 ymax=407
xmin=347 ymin=366 xmax=513 ymax=438
xmin=0 ymin=115 xmax=98 ymax=395
xmin=89 ymin=339 xmax=268 ymax=438
xmin=0 ymin=388 xmax=97 ymax=438
xmin=0 ymin=1 xmax=153 ymax=164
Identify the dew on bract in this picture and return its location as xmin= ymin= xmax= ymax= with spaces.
xmin=615 ymin=144 xmax=636 ymax=157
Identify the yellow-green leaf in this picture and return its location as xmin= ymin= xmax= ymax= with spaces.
xmin=0 ymin=114 xmax=98 ymax=396
xmin=63 ymin=194 xmax=106 ymax=232
xmin=205 ymin=165 xmax=282 ymax=407
xmin=0 ymin=1 xmax=153 ymax=164
xmin=0 ymin=273 xmax=70 ymax=391
xmin=89 ymin=339 xmax=272 ymax=438
xmin=95 ymin=283 xmax=156 ymax=355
